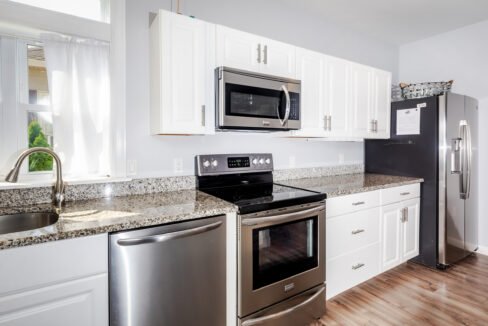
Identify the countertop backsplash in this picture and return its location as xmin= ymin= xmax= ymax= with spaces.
xmin=0 ymin=163 xmax=363 ymax=208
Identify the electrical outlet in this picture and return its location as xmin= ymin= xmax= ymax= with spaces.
xmin=339 ymin=153 xmax=345 ymax=164
xmin=127 ymin=160 xmax=137 ymax=176
xmin=174 ymin=158 xmax=183 ymax=173
xmin=289 ymin=155 xmax=296 ymax=168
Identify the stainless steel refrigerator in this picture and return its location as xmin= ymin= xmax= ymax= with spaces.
xmin=365 ymin=93 xmax=478 ymax=269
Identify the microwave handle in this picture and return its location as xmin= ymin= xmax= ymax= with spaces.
xmin=279 ymin=84 xmax=291 ymax=126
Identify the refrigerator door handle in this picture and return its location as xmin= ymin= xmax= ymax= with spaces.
xmin=450 ymin=138 xmax=462 ymax=174
xmin=464 ymin=123 xmax=472 ymax=199
xmin=459 ymin=121 xmax=469 ymax=199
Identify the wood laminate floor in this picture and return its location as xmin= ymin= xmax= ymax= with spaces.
xmin=313 ymin=253 xmax=488 ymax=326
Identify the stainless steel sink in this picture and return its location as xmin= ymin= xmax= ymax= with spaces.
xmin=0 ymin=212 xmax=59 ymax=235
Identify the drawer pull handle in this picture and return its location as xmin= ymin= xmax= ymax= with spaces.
xmin=352 ymin=263 xmax=365 ymax=270
xmin=400 ymin=192 xmax=410 ymax=196
xmin=352 ymin=201 xmax=365 ymax=206
xmin=351 ymin=229 xmax=365 ymax=235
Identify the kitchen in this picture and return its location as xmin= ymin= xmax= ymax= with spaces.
xmin=0 ymin=0 xmax=487 ymax=325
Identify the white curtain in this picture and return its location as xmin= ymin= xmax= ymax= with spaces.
xmin=42 ymin=34 xmax=111 ymax=178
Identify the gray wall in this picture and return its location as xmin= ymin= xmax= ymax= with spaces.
xmin=125 ymin=0 xmax=400 ymax=177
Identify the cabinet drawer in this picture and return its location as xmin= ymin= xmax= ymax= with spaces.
xmin=381 ymin=183 xmax=420 ymax=206
xmin=326 ymin=190 xmax=380 ymax=218
xmin=0 ymin=234 xmax=108 ymax=295
xmin=326 ymin=243 xmax=380 ymax=299
xmin=327 ymin=207 xmax=380 ymax=259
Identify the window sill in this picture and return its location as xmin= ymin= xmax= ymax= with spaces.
xmin=0 ymin=176 xmax=132 ymax=190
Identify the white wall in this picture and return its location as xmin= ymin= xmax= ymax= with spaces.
xmin=399 ymin=20 xmax=488 ymax=247
xmin=125 ymin=0 xmax=399 ymax=177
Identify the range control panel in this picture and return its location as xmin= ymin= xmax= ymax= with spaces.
xmin=196 ymin=153 xmax=273 ymax=176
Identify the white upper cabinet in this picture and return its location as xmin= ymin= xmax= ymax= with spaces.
xmin=349 ymin=64 xmax=391 ymax=139
xmin=149 ymin=10 xmax=392 ymax=138
xmin=350 ymin=63 xmax=373 ymax=138
xmin=150 ymin=10 xmax=215 ymax=135
xmin=293 ymin=54 xmax=390 ymax=140
xmin=216 ymin=25 xmax=261 ymax=73
xmin=325 ymin=56 xmax=351 ymax=137
xmin=259 ymin=37 xmax=296 ymax=78
xmin=371 ymin=69 xmax=392 ymax=138
xmin=292 ymin=48 xmax=326 ymax=137
xmin=216 ymin=25 xmax=296 ymax=78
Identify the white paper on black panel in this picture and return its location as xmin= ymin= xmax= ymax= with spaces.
xmin=396 ymin=108 xmax=420 ymax=135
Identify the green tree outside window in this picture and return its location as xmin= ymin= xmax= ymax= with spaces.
xmin=28 ymin=120 xmax=53 ymax=171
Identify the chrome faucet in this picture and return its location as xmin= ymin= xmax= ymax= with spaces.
xmin=5 ymin=147 xmax=65 ymax=207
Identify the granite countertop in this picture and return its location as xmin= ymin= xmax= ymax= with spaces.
xmin=0 ymin=190 xmax=237 ymax=250
xmin=277 ymin=173 xmax=423 ymax=198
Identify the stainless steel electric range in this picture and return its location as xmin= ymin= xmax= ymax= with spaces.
xmin=196 ymin=153 xmax=326 ymax=326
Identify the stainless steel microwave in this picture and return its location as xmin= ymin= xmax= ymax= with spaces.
xmin=216 ymin=67 xmax=301 ymax=131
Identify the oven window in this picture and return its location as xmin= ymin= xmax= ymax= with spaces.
xmin=225 ymin=83 xmax=289 ymax=119
xmin=252 ymin=217 xmax=318 ymax=290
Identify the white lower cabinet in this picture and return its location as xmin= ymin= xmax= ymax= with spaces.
xmin=327 ymin=243 xmax=380 ymax=299
xmin=381 ymin=198 xmax=420 ymax=272
xmin=326 ymin=184 xmax=420 ymax=299
xmin=0 ymin=235 xmax=108 ymax=326
xmin=0 ymin=275 xmax=107 ymax=326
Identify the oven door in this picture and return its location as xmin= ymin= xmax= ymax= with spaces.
xmin=239 ymin=202 xmax=325 ymax=317
xmin=217 ymin=67 xmax=301 ymax=130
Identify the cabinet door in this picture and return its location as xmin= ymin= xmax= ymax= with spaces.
xmin=381 ymin=203 xmax=403 ymax=271
xmin=152 ymin=10 xmax=208 ymax=134
xmin=260 ymin=38 xmax=296 ymax=78
xmin=0 ymin=274 xmax=108 ymax=326
xmin=402 ymin=198 xmax=420 ymax=261
xmin=216 ymin=25 xmax=260 ymax=72
xmin=371 ymin=69 xmax=391 ymax=139
xmin=350 ymin=63 xmax=373 ymax=138
xmin=292 ymin=48 xmax=326 ymax=137
xmin=324 ymin=56 xmax=350 ymax=137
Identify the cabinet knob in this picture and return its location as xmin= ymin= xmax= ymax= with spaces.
xmin=257 ymin=44 xmax=262 ymax=63
xmin=263 ymin=45 xmax=268 ymax=64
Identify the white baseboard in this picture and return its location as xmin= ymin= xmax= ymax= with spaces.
xmin=476 ymin=245 xmax=488 ymax=256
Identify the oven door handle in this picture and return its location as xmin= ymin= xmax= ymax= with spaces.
xmin=241 ymin=286 xmax=325 ymax=326
xmin=241 ymin=205 xmax=324 ymax=226
xmin=277 ymin=84 xmax=291 ymax=127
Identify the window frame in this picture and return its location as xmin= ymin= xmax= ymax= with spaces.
xmin=17 ymin=39 xmax=54 ymax=178
xmin=0 ymin=0 xmax=127 ymax=184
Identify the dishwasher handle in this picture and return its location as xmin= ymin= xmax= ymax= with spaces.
xmin=117 ymin=220 xmax=223 ymax=246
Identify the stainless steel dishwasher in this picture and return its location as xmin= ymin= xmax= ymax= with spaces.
xmin=109 ymin=215 xmax=226 ymax=326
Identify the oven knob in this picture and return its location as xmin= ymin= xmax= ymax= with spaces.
xmin=211 ymin=159 xmax=218 ymax=167
xmin=203 ymin=160 xmax=210 ymax=168
xmin=265 ymin=158 xmax=271 ymax=164
xmin=259 ymin=158 xmax=265 ymax=165
xmin=252 ymin=158 xmax=258 ymax=165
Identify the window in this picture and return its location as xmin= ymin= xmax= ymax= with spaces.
xmin=8 ymin=0 xmax=110 ymax=23
xmin=0 ymin=0 xmax=117 ymax=182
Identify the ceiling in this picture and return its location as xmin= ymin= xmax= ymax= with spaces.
xmin=288 ymin=0 xmax=488 ymax=45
